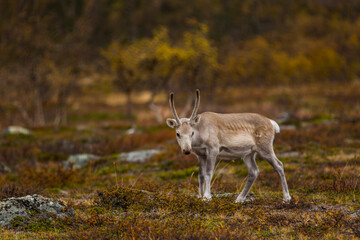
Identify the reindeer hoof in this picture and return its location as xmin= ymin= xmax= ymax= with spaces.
xmin=282 ymin=196 xmax=292 ymax=204
xmin=235 ymin=194 xmax=256 ymax=203
xmin=234 ymin=198 xmax=244 ymax=204
xmin=235 ymin=198 xmax=253 ymax=204
xmin=202 ymin=195 xmax=212 ymax=201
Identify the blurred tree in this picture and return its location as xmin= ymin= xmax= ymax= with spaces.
xmin=139 ymin=28 xmax=181 ymax=96
xmin=101 ymin=40 xmax=148 ymax=119
xmin=308 ymin=46 xmax=346 ymax=82
xmin=140 ymin=23 xmax=220 ymax=115
xmin=179 ymin=23 xmax=219 ymax=112
xmin=102 ymin=24 xmax=219 ymax=120
xmin=39 ymin=60 xmax=82 ymax=126
xmin=1 ymin=0 xmax=360 ymax=126
xmin=140 ymin=28 xmax=187 ymax=122
xmin=0 ymin=0 xmax=99 ymax=126
xmin=101 ymin=27 xmax=186 ymax=120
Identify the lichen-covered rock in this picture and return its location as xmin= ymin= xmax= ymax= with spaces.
xmin=276 ymin=112 xmax=290 ymax=124
xmin=0 ymin=194 xmax=74 ymax=227
xmin=2 ymin=126 xmax=32 ymax=136
xmin=63 ymin=153 xmax=100 ymax=170
xmin=118 ymin=149 xmax=162 ymax=162
xmin=278 ymin=151 xmax=301 ymax=158
xmin=0 ymin=161 xmax=11 ymax=173
xmin=124 ymin=125 xmax=141 ymax=135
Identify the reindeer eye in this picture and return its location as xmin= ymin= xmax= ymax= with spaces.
xmin=192 ymin=132 xmax=194 ymax=136
xmin=176 ymin=133 xmax=180 ymax=138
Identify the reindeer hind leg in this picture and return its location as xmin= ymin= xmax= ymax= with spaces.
xmin=257 ymin=146 xmax=291 ymax=203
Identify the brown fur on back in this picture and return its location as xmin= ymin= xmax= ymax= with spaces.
xmin=197 ymin=112 xmax=275 ymax=150
xmin=199 ymin=112 xmax=272 ymax=133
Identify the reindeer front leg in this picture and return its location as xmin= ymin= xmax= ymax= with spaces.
xmin=235 ymin=152 xmax=259 ymax=203
xmin=203 ymin=149 xmax=218 ymax=200
xmin=197 ymin=155 xmax=206 ymax=198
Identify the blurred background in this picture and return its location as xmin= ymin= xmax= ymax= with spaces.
xmin=1 ymin=3 xmax=360 ymax=238
xmin=1 ymin=0 xmax=360 ymax=128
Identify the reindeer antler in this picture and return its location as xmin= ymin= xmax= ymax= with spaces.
xmin=169 ymin=92 xmax=181 ymax=125
xmin=190 ymin=89 xmax=200 ymax=120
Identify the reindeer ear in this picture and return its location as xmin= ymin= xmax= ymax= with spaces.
xmin=191 ymin=115 xmax=201 ymax=126
xmin=166 ymin=118 xmax=178 ymax=128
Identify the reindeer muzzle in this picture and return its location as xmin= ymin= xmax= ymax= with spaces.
xmin=183 ymin=149 xmax=191 ymax=155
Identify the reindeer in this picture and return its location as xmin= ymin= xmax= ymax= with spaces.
xmin=166 ymin=89 xmax=291 ymax=203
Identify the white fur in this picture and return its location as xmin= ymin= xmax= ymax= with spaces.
xmin=270 ymin=119 xmax=280 ymax=133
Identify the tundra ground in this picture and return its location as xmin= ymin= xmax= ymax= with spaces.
xmin=0 ymin=83 xmax=359 ymax=239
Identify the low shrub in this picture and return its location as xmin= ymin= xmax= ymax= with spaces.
xmin=0 ymin=181 xmax=40 ymax=200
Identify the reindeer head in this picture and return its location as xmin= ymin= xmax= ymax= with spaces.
xmin=166 ymin=89 xmax=201 ymax=155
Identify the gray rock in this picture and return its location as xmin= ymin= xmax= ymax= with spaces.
xmin=63 ymin=154 xmax=100 ymax=170
xmin=280 ymin=125 xmax=296 ymax=131
xmin=350 ymin=209 xmax=360 ymax=218
xmin=75 ymin=125 xmax=89 ymax=131
xmin=213 ymin=193 xmax=256 ymax=201
xmin=2 ymin=126 xmax=31 ymax=136
xmin=213 ymin=193 xmax=238 ymax=198
xmin=124 ymin=125 xmax=141 ymax=135
xmin=321 ymin=119 xmax=338 ymax=125
xmin=276 ymin=112 xmax=290 ymax=124
xmin=278 ymin=151 xmax=301 ymax=158
xmin=0 ymin=161 xmax=11 ymax=173
xmin=0 ymin=194 xmax=74 ymax=227
xmin=344 ymin=138 xmax=360 ymax=144
xmin=118 ymin=149 xmax=162 ymax=163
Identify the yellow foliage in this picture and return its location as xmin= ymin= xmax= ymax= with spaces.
xmin=308 ymin=46 xmax=346 ymax=81
xmin=101 ymin=24 xmax=219 ymax=92
xmin=224 ymin=34 xmax=349 ymax=84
